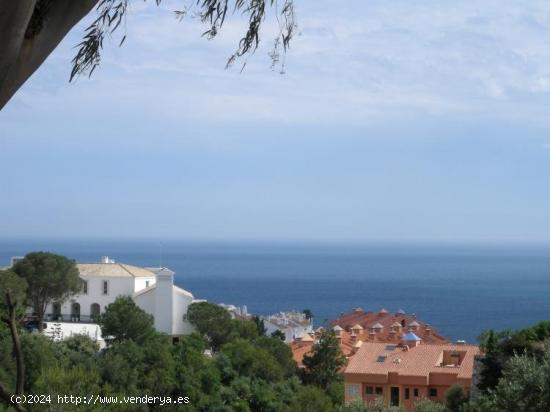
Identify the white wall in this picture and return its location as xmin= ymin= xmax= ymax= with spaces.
xmin=134 ymin=277 xmax=156 ymax=293
xmin=133 ymin=277 xmax=196 ymax=336
xmin=154 ymin=269 xmax=174 ymax=334
xmin=44 ymin=275 xmax=154 ymax=319
xmin=172 ymin=289 xmax=195 ymax=336
xmin=43 ymin=322 xmax=106 ymax=349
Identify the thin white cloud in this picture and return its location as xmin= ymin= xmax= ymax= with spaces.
xmin=7 ymin=0 xmax=550 ymax=129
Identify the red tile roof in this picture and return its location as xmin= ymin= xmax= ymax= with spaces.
xmin=291 ymin=308 xmax=450 ymax=366
xmin=345 ymin=341 xmax=480 ymax=382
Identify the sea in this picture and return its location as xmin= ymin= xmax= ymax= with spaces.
xmin=1 ymin=239 xmax=549 ymax=344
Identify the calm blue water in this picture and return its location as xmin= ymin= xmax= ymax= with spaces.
xmin=1 ymin=239 xmax=549 ymax=343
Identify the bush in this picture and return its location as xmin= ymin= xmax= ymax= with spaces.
xmin=445 ymin=384 xmax=467 ymax=412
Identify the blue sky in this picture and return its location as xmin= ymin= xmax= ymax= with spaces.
xmin=1 ymin=0 xmax=550 ymax=243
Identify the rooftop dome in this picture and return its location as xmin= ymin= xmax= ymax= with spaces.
xmin=333 ymin=325 xmax=344 ymax=331
xmin=396 ymin=309 xmax=406 ymax=314
xmin=379 ymin=308 xmax=389 ymax=314
xmin=351 ymin=324 xmax=364 ymax=330
xmin=409 ymin=321 xmax=420 ymax=327
xmin=371 ymin=322 xmax=384 ymax=329
xmin=402 ymin=332 xmax=422 ymax=341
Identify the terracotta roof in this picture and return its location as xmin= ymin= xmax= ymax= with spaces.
xmin=345 ymin=342 xmax=480 ymax=381
xmin=291 ymin=309 xmax=451 ymax=367
xmin=290 ymin=340 xmax=315 ymax=365
xmin=77 ymin=263 xmax=156 ymax=278
xmin=329 ymin=309 xmax=449 ymax=345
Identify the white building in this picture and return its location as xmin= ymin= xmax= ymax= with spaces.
xmin=262 ymin=311 xmax=313 ymax=343
xmin=219 ymin=303 xmax=250 ymax=320
xmin=40 ymin=256 xmax=199 ymax=340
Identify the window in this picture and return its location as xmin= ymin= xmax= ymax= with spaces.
xmin=102 ymin=280 xmax=108 ymax=295
xmin=365 ymin=386 xmax=373 ymax=395
xmin=405 ymin=388 xmax=410 ymax=399
xmin=414 ymin=388 xmax=419 ymax=397
xmin=429 ymin=388 xmax=437 ymax=397
xmin=82 ymin=280 xmax=88 ymax=295
xmin=145 ymin=280 xmax=150 ymax=287
xmin=376 ymin=355 xmax=386 ymax=363
xmin=375 ymin=387 xmax=383 ymax=395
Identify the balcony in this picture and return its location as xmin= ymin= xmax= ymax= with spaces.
xmin=45 ymin=313 xmax=100 ymax=324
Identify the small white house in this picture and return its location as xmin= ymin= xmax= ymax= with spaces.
xmin=39 ymin=256 xmax=199 ymax=341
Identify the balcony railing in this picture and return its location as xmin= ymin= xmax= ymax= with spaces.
xmin=46 ymin=314 xmax=100 ymax=323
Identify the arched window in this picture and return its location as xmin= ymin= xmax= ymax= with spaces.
xmin=90 ymin=303 xmax=100 ymax=322
xmin=71 ymin=302 xmax=80 ymax=322
xmin=52 ymin=303 xmax=61 ymax=321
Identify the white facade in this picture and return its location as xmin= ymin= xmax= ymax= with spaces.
xmin=40 ymin=257 xmax=196 ymax=338
xmin=45 ymin=261 xmax=156 ymax=322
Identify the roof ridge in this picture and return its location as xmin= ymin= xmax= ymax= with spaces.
xmin=119 ymin=263 xmax=136 ymax=278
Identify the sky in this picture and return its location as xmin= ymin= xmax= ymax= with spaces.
xmin=1 ymin=0 xmax=550 ymax=243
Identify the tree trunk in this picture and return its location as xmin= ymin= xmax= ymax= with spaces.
xmin=0 ymin=383 xmax=26 ymax=412
xmin=0 ymin=0 xmax=99 ymax=110
xmin=0 ymin=290 xmax=27 ymax=412
xmin=5 ymin=292 xmax=25 ymax=396
xmin=37 ymin=309 xmax=44 ymax=333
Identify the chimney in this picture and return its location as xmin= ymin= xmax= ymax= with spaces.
xmin=425 ymin=327 xmax=432 ymax=337
xmin=154 ymin=268 xmax=174 ymax=334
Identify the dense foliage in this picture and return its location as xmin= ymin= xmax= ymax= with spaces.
xmin=3 ymin=261 xmax=550 ymax=411
xmin=99 ymin=296 xmax=155 ymax=344
xmin=12 ymin=252 xmax=82 ymax=332
xmin=0 ymin=294 xmax=349 ymax=411
xmin=460 ymin=321 xmax=550 ymax=412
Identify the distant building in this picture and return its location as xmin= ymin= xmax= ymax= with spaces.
xmin=291 ymin=308 xmax=451 ymax=366
xmin=219 ymin=303 xmax=250 ymax=320
xmin=262 ymin=311 xmax=313 ymax=343
xmin=28 ymin=256 xmax=202 ymax=342
xmin=344 ymin=340 xmax=480 ymax=411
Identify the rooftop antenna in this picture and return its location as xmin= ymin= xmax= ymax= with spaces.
xmin=159 ymin=243 xmax=163 ymax=268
